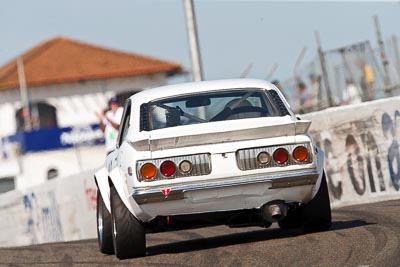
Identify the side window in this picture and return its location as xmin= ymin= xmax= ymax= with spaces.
xmin=117 ymin=100 xmax=131 ymax=148
xmin=266 ymin=90 xmax=290 ymax=116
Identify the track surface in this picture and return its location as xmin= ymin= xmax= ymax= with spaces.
xmin=1 ymin=199 xmax=400 ymax=267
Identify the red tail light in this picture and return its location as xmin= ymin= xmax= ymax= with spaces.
xmin=160 ymin=161 xmax=176 ymax=177
xmin=293 ymin=146 xmax=309 ymax=162
xmin=273 ymin=148 xmax=289 ymax=164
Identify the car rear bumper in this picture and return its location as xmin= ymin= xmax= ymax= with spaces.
xmin=131 ymin=169 xmax=319 ymax=205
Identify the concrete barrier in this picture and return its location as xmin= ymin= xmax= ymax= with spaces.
xmin=303 ymin=96 xmax=400 ymax=208
xmin=0 ymin=169 xmax=97 ymax=247
xmin=1 ymin=96 xmax=400 ymax=247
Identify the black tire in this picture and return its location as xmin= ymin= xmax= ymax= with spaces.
xmin=303 ymin=172 xmax=332 ymax=233
xmin=278 ymin=205 xmax=303 ymax=230
xmin=110 ymin=185 xmax=146 ymax=259
xmin=96 ymin=189 xmax=114 ymax=255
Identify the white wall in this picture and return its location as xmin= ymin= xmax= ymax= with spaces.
xmin=0 ymin=73 xmax=168 ymax=105
xmin=15 ymin=145 xmax=105 ymax=190
xmin=0 ymin=73 xmax=168 ymax=135
xmin=0 ymin=103 xmax=18 ymax=136
xmin=303 ymin=96 xmax=400 ymax=207
xmin=0 ymin=169 xmax=97 ymax=247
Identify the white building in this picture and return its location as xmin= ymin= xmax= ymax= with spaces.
xmin=0 ymin=36 xmax=183 ymax=193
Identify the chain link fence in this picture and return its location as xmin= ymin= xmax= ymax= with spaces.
xmin=281 ymin=39 xmax=400 ymax=114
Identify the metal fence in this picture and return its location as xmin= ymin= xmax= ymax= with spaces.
xmin=281 ymin=38 xmax=400 ymax=114
xmin=386 ymin=35 xmax=400 ymax=85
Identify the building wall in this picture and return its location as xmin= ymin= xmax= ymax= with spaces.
xmin=0 ymin=73 xmax=168 ymax=135
xmin=0 ymin=73 xmax=168 ymax=104
xmin=15 ymin=145 xmax=105 ymax=190
xmin=0 ymin=72 xmax=168 ymax=144
xmin=0 ymin=73 xmax=169 ymax=190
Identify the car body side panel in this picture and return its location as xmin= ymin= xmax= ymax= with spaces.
xmin=311 ymin=146 xmax=325 ymax=199
xmin=94 ymin=167 xmax=111 ymax=212
xmin=107 ymin=167 xmax=152 ymax=221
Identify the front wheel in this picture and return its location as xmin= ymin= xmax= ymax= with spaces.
xmin=110 ymin=185 xmax=146 ymax=259
xmin=96 ymin=189 xmax=114 ymax=255
xmin=302 ymin=171 xmax=332 ymax=233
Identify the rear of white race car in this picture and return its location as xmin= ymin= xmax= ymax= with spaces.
xmin=99 ymin=119 xmax=331 ymax=259
xmin=95 ymin=82 xmax=332 ymax=259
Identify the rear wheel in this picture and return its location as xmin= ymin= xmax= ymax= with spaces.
xmin=278 ymin=205 xmax=303 ymax=230
xmin=302 ymin=172 xmax=332 ymax=233
xmin=110 ymin=185 xmax=146 ymax=259
xmin=96 ymin=189 xmax=114 ymax=254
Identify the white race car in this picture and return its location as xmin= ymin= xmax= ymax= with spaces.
xmin=95 ymin=79 xmax=331 ymax=259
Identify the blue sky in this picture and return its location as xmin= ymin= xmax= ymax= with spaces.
xmin=1 ymin=1 xmax=399 ymax=83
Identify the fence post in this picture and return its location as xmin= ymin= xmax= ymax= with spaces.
xmin=315 ymin=31 xmax=334 ymax=107
xmin=392 ymin=35 xmax=400 ymax=78
xmin=183 ymin=0 xmax=203 ymax=82
xmin=373 ymin=15 xmax=392 ymax=96
xmin=334 ymin=65 xmax=342 ymax=102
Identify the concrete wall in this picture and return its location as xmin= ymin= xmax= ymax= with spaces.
xmin=0 ymin=169 xmax=97 ymax=247
xmin=303 ymin=96 xmax=400 ymax=208
xmin=1 ymin=96 xmax=400 ymax=247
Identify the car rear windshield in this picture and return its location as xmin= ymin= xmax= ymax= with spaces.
xmin=142 ymin=89 xmax=288 ymax=131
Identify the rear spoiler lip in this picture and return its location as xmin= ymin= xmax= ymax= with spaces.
xmin=131 ymin=119 xmax=311 ymax=152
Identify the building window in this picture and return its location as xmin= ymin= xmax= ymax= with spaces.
xmin=47 ymin=168 xmax=59 ymax=180
xmin=0 ymin=176 xmax=15 ymax=194
xmin=16 ymin=102 xmax=58 ymax=131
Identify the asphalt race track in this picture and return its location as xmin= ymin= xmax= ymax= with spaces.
xmin=1 ymin=199 xmax=400 ymax=267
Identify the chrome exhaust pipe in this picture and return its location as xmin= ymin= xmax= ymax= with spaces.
xmin=261 ymin=201 xmax=288 ymax=222
xmin=269 ymin=205 xmax=283 ymax=220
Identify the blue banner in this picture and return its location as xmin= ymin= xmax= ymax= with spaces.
xmin=1 ymin=124 xmax=105 ymax=155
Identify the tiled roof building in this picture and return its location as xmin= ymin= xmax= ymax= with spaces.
xmin=0 ymin=36 xmax=183 ymax=90
xmin=0 ymin=37 xmax=183 ymax=192
xmin=0 ymin=36 xmax=183 ymax=135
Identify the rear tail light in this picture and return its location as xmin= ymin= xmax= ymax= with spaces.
xmin=160 ymin=160 xmax=176 ymax=177
xmin=257 ymin=152 xmax=271 ymax=164
xmin=273 ymin=148 xmax=289 ymax=164
xmin=293 ymin=146 xmax=309 ymax=162
xmin=179 ymin=160 xmax=192 ymax=174
xmin=137 ymin=153 xmax=211 ymax=182
xmin=237 ymin=143 xmax=312 ymax=171
xmin=140 ymin=163 xmax=157 ymax=179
